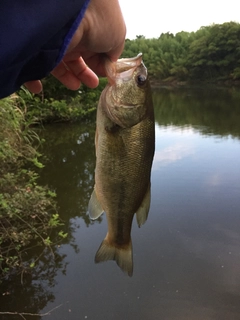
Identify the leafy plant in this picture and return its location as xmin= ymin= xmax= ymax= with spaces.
xmin=18 ymin=76 xmax=108 ymax=124
xmin=0 ymin=95 xmax=64 ymax=281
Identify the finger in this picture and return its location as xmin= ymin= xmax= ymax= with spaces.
xmin=51 ymin=61 xmax=82 ymax=90
xmin=81 ymin=53 xmax=107 ymax=77
xmin=51 ymin=59 xmax=99 ymax=89
xmin=65 ymin=51 xmax=106 ymax=77
xmin=24 ymin=80 xmax=42 ymax=94
xmin=64 ymin=57 xmax=99 ymax=88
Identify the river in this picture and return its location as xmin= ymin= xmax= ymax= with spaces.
xmin=1 ymin=86 xmax=240 ymax=320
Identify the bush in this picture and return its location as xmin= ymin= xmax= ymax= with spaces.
xmin=0 ymin=95 xmax=63 ymax=280
xmin=18 ymin=76 xmax=108 ymax=123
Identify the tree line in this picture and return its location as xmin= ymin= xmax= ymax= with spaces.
xmin=122 ymin=21 xmax=240 ymax=83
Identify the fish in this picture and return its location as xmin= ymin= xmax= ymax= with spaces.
xmin=88 ymin=53 xmax=155 ymax=276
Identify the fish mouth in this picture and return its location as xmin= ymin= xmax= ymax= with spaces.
xmin=102 ymin=53 xmax=146 ymax=128
xmin=115 ymin=53 xmax=143 ymax=72
xmin=104 ymin=93 xmax=143 ymax=128
xmin=106 ymin=87 xmax=140 ymax=110
xmin=105 ymin=53 xmax=143 ymax=84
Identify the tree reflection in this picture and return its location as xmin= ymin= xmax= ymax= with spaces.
xmin=0 ymin=245 xmax=67 ymax=320
xmin=37 ymin=121 xmax=104 ymax=255
xmin=38 ymin=121 xmax=100 ymax=226
xmin=153 ymin=87 xmax=240 ymax=138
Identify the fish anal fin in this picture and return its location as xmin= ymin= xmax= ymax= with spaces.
xmin=88 ymin=188 xmax=104 ymax=220
xmin=95 ymin=236 xmax=133 ymax=277
xmin=136 ymin=183 xmax=151 ymax=227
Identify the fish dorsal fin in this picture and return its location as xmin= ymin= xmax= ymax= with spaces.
xmin=136 ymin=184 xmax=151 ymax=227
xmin=88 ymin=188 xmax=104 ymax=220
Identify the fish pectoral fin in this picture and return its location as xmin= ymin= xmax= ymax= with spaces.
xmin=88 ymin=188 xmax=104 ymax=220
xmin=136 ymin=183 xmax=151 ymax=227
xmin=95 ymin=237 xmax=133 ymax=277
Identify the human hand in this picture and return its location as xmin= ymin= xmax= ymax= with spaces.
xmin=24 ymin=0 xmax=126 ymax=94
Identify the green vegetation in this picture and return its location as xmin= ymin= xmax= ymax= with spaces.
xmin=18 ymin=76 xmax=107 ymax=123
xmin=122 ymin=21 xmax=240 ymax=84
xmin=0 ymin=95 xmax=65 ymax=281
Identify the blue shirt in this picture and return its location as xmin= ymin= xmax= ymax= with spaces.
xmin=0 ymin=0 xmax=90 ymax=98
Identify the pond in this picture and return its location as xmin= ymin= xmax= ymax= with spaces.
xmin=1 ymin=86 xmax=240 ymax=320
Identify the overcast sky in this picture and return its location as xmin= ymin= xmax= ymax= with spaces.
xmin=118 ymin=0 xmax=240 ymax=39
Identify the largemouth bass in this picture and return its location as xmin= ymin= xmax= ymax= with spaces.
xmin=88 ymin=54 xmax=155 ymax=276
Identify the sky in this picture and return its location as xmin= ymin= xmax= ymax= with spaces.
xmin=118 ymin=0 xmax=240 ymax=39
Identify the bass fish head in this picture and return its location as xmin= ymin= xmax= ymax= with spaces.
xmin=103 ymin=53 xmax=150 ymax=128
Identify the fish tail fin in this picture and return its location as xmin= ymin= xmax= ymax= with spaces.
xmin=95 ymin=236 xmax=133 ymax=277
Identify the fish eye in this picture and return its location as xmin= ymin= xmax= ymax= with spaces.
xmin=136 ymin=74 xmax=147 ymax=87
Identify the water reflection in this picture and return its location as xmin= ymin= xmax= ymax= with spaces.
xmin=1 ymin=87 xmax=240 ymax=319
xmin=38 ymin=122 xmax=96 ymax=224
xmin=0 ymin=246 xmax=67 ymax=320
xmin=153 ymin=86 xmax=240 ymax=138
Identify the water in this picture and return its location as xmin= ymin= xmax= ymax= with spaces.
xmin=1 ymin=87 xmax=240 ymax=320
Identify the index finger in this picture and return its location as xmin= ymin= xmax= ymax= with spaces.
xmin=51 ymin=58 xmax=99 ymax=90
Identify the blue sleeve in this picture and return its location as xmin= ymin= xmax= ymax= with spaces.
xmin=0 ymin=0 xmax=90 ymax=98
